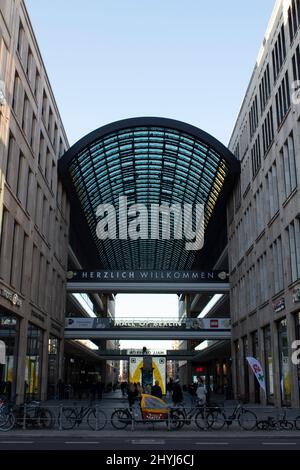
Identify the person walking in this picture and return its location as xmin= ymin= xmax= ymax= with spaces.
xmin=172 ymin=378 xmax=183 ymax=405
xmin=151 ymin=380 xmax=163 ymax=399
xmin=196 ymin=378 xmax=207 ymax=405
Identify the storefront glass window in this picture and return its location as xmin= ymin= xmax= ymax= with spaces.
xmin=25 ymin=324 xmax=43 ymax=399
xmin=278 ymin=318 xmax=291 ymax=405
xmin=263 ymin=325 xmax=274 ymax=403
xmin=48 ymin=336 xmax=59 ymax=399
xmin=251 ymin=330 xmax=260 ymax=403
xmin=0 ymin=312 xmax=19 ymax=398
xmin=242 ymin=336 xmax=249 ymax=401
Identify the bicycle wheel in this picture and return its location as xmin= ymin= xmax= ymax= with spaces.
xmin=111 ymin=409 xmax=131 ymax=429
xmin=194 ymin=410 xmax=208 ymax=430
xmin=294 ymin=416 xmax=300 ymax=430
xmin=87 ymin=408 xmax=107 ymax=430
xmin=208 ymin=410 xmax=226 ymax=430
xmin=238 ymin=410 xmax=257 ymax=431
xmin=279 ymin=420 xmax=293 ymax=431
xmin=0 ymin=413 xmax=15 ymax=431
xmin=37 ymin=408 xmax=55 ymax=429
xmin=169 ymin=410 xmax=185 ymax=430
xmin=256 ymin=420 xmax=268 ymax=430
xmin=59 ymin=408 xmax=77 ymax=430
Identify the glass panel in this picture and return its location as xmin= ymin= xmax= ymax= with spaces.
xmin=0 ymin=312 xmax=19 ymax=399
xmin=278 ymin=318 xmax=291 ymax=405
xmin=264 ymin=326 xmax=274 ymax=403
xmin=25 ymin=323 xmax=43 ymax=400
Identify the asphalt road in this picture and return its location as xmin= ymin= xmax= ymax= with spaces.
xmin=0 ymin=434 xmax=300 ymax=450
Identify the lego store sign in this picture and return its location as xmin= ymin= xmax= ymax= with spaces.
xmin=293 ymin=287 xmax=300 ymax=303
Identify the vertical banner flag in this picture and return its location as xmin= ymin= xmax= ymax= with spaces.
xmin=246 ymin=356 xmax=266 ymax=393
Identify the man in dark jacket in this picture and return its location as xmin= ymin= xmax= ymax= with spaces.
xmin=151 ymin=380 xmax=163 ymax=399
xmin=172 ymin=379 xmax=183 ymax=405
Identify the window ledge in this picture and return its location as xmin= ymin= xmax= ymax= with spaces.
xmin=267 ymin=210 xmax=280 ymax=228
xmin=282 ymin=187 xmax=298 ymax=208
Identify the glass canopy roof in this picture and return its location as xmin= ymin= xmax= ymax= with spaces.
xmin=59 ymin=118 xmax=240 ymax=270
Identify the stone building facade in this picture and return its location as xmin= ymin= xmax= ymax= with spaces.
xmin=228 ymin=0 xmax=300 ymax=407
xmin=0 ymin=0 xmax=69 ymax=401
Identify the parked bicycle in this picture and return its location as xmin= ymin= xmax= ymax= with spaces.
xmin=208 ymin=401 xmax=257 ymax=430
xmin=0 ymin=396 xmax=15 ymax=431
xmin=174 ymin=401 xmax=220 ymax=430
xmin=257 ymin=409 xmax=294 ymax=431
xmin=59 ymin=403 xmax=107 ymax=430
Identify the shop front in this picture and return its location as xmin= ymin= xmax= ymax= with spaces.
xmin=0 ymin=310 xmax=19 ymax=398
xmin=24 ymin=323 xmax=44 ymax=400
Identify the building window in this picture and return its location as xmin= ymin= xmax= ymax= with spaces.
xmin=259 ymin=64 xmax=271 ymax=113
xmin=265 ymin=162 xmax=279 ymax=219
xmin=0 ymin=313 xmax=19 ymax=399
xmin=251 ymin=330 xmax=260 ymax=403
xmin=275 ymin=71 xmax=291 ymax=127
xmin=272 ymin=24 xmax=286 ymax=82
xmin=251 ymin=134 xmax=261 ymax=177
xmin=12 ymin=71 xmax=20 ymax=114
xmin=258 ymin=252 xmax=268 ymax=304
xmin=288 ymin=0 xmax=300 ymax=43
xmin=48 ymin=336 xmax=59 ymax=399
xmin=25 ymin=324 xmax=44 ymax=400
xmin=271 ymin=236 xmax=284 ymax=294
xmin=286 ymin=219 xmax=300 ymax=283
xmin=17 ymin=20 xmax=25 ymax=58
xmin=34 ymin=69 xmax=40 ymax=99
xmin=277 ymin=318 xmax=291 ymax=405
xmin=292 ymin=44 xmax=300 ymax=82
xmin=280 ymin=132 xmax=297 ymax=199
xmin=263 ymin=325 xmax=274 ymax=404
xmin=262 ymin=106 xmax=274 ymax=155
xmin=42 ymin=90 xmax=48 ymax=123
xmin=249 ymin=95 xmax=259 ymax=139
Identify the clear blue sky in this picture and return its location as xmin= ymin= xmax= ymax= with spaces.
xmin=25 ymin=0 xmax=275 ymax=147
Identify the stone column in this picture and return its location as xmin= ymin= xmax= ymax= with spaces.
xmin=16 ymin=316 xmax=28 ymax=404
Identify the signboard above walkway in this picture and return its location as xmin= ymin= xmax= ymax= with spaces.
xmin=66 ymin=270 xmax=230 ymax=293
xmin=64 ymin=316 xmax=231 ymax=340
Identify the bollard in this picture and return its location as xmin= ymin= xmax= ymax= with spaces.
xmin=22 ymin=403 xmax=27 ymax=430
xmin=59 ymin=403 xmax=63 ymax=431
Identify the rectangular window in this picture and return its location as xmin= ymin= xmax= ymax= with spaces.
xmin=288 ymin=0 xmax=300 ymax=43
xmin=259 ymin=64 xmax=271 ymax=113
xmin=277 ymin=319 xmax=291 ymax=405
xmin=286 ymin=219 xmax=300 ymax=283
xmin=292 ymin=44 xmax=300 ymax=82
xmin=34 ymin=69 xmax=40 ymax=99
xmin=280 ymin=131 xmax=297 ymax=199
xmin=17 ymin=21 xmax=25 ymax=58
xmin=272 ymin=24 xmax=287 ymax=81
xmin=249 ymin=95 xmax=259 ymax=139
xmin=12 ymin=71 xmax=20 ymax=114
xmin=275 ymin=71 xmax=291 ymax=127
xmin=262 ymin=106 xmax=274 ymax=155
xmin=42 ymin=89 xmax=48 ymax=123
xmin=263 ymin=325 xmax=274 ymax=404
xmin=251 ymin=134 xmax=261 ymax=177
xmin=271 ymin=236 xmax=284 ymax=293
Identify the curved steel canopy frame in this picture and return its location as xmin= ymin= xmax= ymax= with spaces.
xmin=59 ymin=117 xmax=240 ymax=271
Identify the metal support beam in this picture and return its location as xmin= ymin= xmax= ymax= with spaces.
xmin=66 ymin=282 xmax=230 ymax=294
xmin=64 ymin=329 xmax=231 ymax=340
